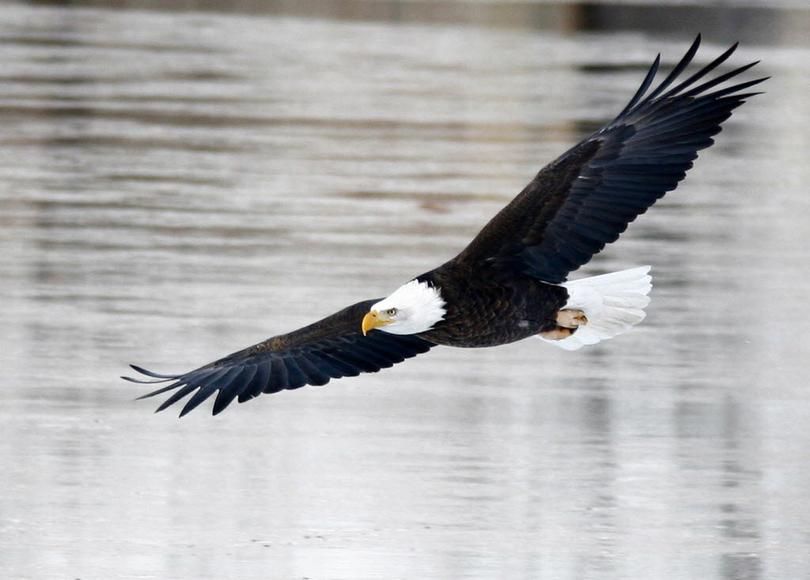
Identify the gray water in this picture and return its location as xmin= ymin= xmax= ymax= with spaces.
xmin=1 ymin=2 xmax=809 ymax=579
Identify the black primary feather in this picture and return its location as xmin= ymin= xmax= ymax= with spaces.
xmin=456 ymin=34 xmax=766 ymax=283
xmin=124 ymin=300 xmax=433 ymax=416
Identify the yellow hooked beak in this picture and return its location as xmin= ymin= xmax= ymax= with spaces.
xmin=361 ymin=310 xmax=393 ymax=336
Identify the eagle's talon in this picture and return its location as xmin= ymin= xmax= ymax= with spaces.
xmin=557 ymin=309 xmax=588 ymax=329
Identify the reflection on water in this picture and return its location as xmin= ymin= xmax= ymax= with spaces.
xmin=1 ymin=2 xmax=809 ymax=579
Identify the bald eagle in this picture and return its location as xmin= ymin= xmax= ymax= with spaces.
xmin=125 ymin=36 xmax=764 ymax=416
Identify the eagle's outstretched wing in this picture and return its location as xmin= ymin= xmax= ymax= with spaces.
xmin=456 ymin=35 xmax=766 ymax=284
xmin=124 ymin=299 xmax=434 ymax=416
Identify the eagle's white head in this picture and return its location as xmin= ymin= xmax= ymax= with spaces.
xmin=362 ymin=279 xmax=446 ymax=336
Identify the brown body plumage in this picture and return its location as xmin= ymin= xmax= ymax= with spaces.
xmin=417 ymin=264 xmax=567 ymax=347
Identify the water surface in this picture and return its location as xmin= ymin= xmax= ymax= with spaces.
xmin=1 ymin=2 xmax=809 ymax=579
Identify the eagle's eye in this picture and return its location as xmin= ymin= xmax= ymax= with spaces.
xmin=385 ymin=308 xmax=398 ymax=317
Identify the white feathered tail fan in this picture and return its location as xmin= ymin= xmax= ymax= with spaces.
xmin=540 ymin=266 xmax=652 ymax=351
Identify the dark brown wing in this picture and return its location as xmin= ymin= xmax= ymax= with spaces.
xmin=456 ymin=35 xmax=766 ymax=284
xmin=123 ymin=299 xmax=434 ymax=416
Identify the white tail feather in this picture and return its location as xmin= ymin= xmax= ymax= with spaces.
xmin=540 ymin=266 xmax=652 ymax=351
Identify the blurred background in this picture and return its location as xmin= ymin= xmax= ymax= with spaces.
xmin=1 ymin=1 xmax=808 ymax=579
